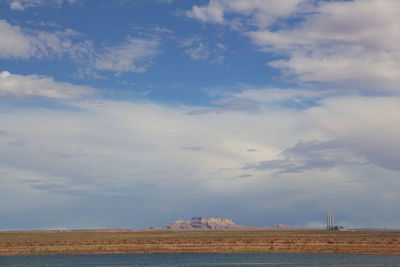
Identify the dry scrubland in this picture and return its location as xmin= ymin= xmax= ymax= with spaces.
xmin=0 ymin=230 xmax=400 ymax=255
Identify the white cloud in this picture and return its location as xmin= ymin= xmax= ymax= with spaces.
xmin=7 ymin=0 xmax=77 ymax=10
xmin=232 ymin=88 xmax=332 ymax=105
xmin=0 ymin=20 xmax=162 ymax=75
xmin=10 ymin=1 xmax=25 ymax=10
xmin=0 ymin=71 xmax=95 ymax=99
xmin=0 ymin=20 xmax=93 ymax=61
xmin=181 ymin=37 xmax=226 ymax=63
xmin=188 ymin=0 xmax=400 ymax=92
xmin=94 ymin=37 xmax=160 ymax=74
xmin=187 ymin=0 xmax=305 ymax=27
xmin=1 ymin=93 xmax=400 ymax=228
xmin=189 ymin=87 xmax=335 ymax=114
xmin=310 ymin=96 xmax=400 ymax=171
xmin=0 ymin=98 xmax=312 ymax=228
xmin=182 ymin=38 xmax=210 ymax=61
xmin=0 ymin=20 xmax=33 ymax=58
xmin=267 ymin=53 xmax=400 ymax=88
xmin=187 ymin=0 xmax=224 ymax=23
xmin=253 ymin=0 xmax=400 ymax=91
xmin=243 ymin=139 xmax=365 ymax=174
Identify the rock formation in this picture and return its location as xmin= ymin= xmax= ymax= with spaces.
xmin=162 ymin=217 xmax=292 ymax=230
xmin=162 ymin=217 xmax=237 ymax=230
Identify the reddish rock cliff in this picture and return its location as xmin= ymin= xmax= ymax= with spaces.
xmin=162 ymin=217 xmax=291 ymax=230
xmin=163 ymin=217 xmax=237 ymax=230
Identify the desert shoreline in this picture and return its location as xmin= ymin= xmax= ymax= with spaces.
xmin=1 ymin=230 xmax=400 ymax=256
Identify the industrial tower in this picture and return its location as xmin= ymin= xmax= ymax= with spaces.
xmin=326 ymin=212 xmax=334 ymax=230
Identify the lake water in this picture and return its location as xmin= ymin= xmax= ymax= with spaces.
xmin=1 ymin=253 xmax=400 ymax=266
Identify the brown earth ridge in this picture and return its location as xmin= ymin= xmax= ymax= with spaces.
xmin=1 ymin=230 xmax=400 ymax=255
xmin=1 ymin=217 xmax=400 ymax=255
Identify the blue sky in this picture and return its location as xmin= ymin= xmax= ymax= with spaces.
xmin=1 ymin=0 xmax=400 ymax=230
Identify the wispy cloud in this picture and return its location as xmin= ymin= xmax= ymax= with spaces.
xmin=181 ymin=37 xmax=226 ymax=63
xmin=94 ymin=37 xmax=160 ymax=74
xmin=188 ymin=86 xmax=334 ymax=116
xmin=8 ymin=0 xmax=77 ymax=10
xmin=0 ymin=20 xmax=163 ymax=76
xmin=0 ymin=20 xmax=93 ymax=61
xmin=243 ymin=139 xmax=365 ymax=174
xmin=187 ymin=98 xmax=257 ymax=115
xmin=186 ymin=0 xmax=305 ymax=27
xmin=0 ymin=71 xmax=95 ymax=99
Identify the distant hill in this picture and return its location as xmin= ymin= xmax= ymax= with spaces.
xmin=162 ymin=217 xmax=292 ymax=230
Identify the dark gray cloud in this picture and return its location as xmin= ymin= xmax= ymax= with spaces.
xmin=243 ymin=139 xmax=365 ymax=173
xmin=247 ymin=148 xmax=257 ymax=152
xmin=244 ymin=159 xmax=291 ymax=171
xmin=7 ymin=140 xmax=25 ymax=146
xmin=237 ymin=173 xmax=253 ymax=178
xmin=0 ymin=130 xmax=8 ymax=137
xmin=0 ymin=130 xmax=26 ymax=146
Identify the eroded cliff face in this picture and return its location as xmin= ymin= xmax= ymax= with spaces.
xmin=192 ymin=217 xmax=234 ymax=226
xmin=162 ymin=217 xmax=237 ymax=230
xmin=162 ymin=217 xmax=291 ymax=230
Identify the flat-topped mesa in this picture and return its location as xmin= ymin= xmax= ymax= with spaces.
xmin=163 ymin=217 xmax=237 ymax=230
xmin=191 ymin=217 xmax=234 ymax=225
xmin=162 ymin=217 xmax=293 ymax=231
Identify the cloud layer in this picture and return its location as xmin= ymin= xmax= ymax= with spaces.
xmin=188 ymin=0 xmax=400 ymax=92
xmin=1 ymin=89 xmax=400 ymax=228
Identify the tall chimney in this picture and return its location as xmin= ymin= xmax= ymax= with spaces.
xmin=326 ymin=213 xmax=329 ymax=230
xmin=327 ymin=212 xmax=335 ymax=230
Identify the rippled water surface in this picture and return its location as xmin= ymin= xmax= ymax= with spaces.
xmin=1 ymin=253 xmax=400 ymax=266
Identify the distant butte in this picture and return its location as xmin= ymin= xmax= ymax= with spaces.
xmin=162 ymin=217 xmax=291 ymax=230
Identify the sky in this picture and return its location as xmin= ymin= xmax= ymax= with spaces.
xmin=1 ymin=0 xmax=400 ymax=230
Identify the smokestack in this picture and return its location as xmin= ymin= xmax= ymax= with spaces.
xmin=327 ymin=213 xmax=330 ymax=230
xmin=326 ymin=212 xmax=334 ymax=230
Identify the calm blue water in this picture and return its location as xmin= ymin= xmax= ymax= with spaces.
xmin=0 ymin=253 xmax=399 ymax=267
